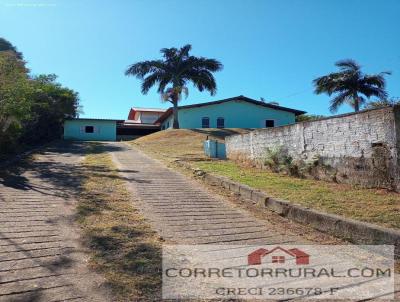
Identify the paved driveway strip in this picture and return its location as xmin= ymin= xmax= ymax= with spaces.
xmin=111 ymin=143 xmax=305 ymax=246
xmin=0 ymin=142 xmax=110 ymax=302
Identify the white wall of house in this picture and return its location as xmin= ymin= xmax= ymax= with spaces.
xmin=132 ymin=111 xmax=164 ymax=124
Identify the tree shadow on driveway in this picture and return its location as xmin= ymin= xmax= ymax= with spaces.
xmin=0 ymin=141 xmax=149 ymax=198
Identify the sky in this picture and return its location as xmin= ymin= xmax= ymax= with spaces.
xmin=1 ymin=0 xmax=399 ymax=119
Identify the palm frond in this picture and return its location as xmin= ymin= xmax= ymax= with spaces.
xmin=335 ymin=59 xmax=360 ymax=71
xmin=179 ymin=44 xmax=192 ymax=58
xmin=359 ymin=84 xmax=388 ymax=99
xmin=187 ymin=70 xmax=218 ymax=95
xmin=125 ymin=60 xmax=165 ymax=78
xmin=329 ymin=91 xmax=352 ymax=113
xmin=361 ymin=73 xmax=386 ymax=88
xmin=190 ymin=57 xmax=223 ymax=72
xmin=141 ymin=72 xmax=164 ymax=94
xmin=160 ymin=47 xmax=178 ymax=61
xmin=156 ymin=77 xmax=171 ymax=94
xmin=313 ymin=73 xmax=344 ymax=95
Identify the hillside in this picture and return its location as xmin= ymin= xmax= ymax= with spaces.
xmin=130 ymin=128 xmax=250 ymax=161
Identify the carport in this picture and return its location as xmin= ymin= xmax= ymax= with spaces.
xmin=116 ymin=120 xmax=160 ymax=140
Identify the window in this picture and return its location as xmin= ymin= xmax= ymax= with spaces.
xmin=217 ymin=117 xmax=225 ymax=128
xmin=166 ymin=121 xmax=169 ymax=128
xmin=202 ymin=117 xmax=210 ymax=128
xmin=265 ymin=120 xmax=275 ymax=128
xmin=85 ymin=126 xmax=94 ymax=133
xmin=272 ymin=256 xmax=285 ymax=263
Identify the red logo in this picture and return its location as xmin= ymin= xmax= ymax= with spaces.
xmin=248 ymin=246 xmax=309 ymax=265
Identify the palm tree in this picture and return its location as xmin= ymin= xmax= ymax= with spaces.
xmin=125 ymin=44 xmax=223 ymax=128
xmin=313 ymin=59 xmax=390 ymax=112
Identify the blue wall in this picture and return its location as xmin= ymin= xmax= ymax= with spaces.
xmin=161 ymin=99 xmax=296 ymax=129
xmin=64 ymin=119 xmax=117 ymax=141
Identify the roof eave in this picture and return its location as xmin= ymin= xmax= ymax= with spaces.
xmin=154 ymin=108 xmax=173 ymax=124
xmin=174 ymin=95 xmax=306 ymax=115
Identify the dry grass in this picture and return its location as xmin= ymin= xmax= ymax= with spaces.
xmin=78 ymin=144 xmax=162 ymax=301
xmin=130 ymin=128 xmax=250 ymax=162
xmin=132 ymin=129 xmax=400 ymax=230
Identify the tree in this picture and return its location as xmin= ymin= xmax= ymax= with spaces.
xmin=0 ymin=38 xmax=81 ymax=154
xmin=0 ymin=52 xmax=31 ymax=152
xmin=296 ymin=114 xmax=325 ymax=122
xmin=365 ymin=97 xmax=400 ymax=109
xmin=313 ymin=59 xmax=390 ymax=113
xmin=19 ymin=74 xmax=80 ymax=144
xmin=0 ymin=37 xmax=24 ymax=60
xmin=125 ymin=44 xmax=223 ymax=128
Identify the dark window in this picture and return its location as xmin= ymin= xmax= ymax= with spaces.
xmin=202 ymin=117 xmax=209 ymax=128
xmin=265 ymin=120 xmax=275 ymax=128
xmin=85 ymin=126 xmax=94 ymax=133
xmin=166 ymin=121 xmax=169 ymax=128
xmin=217 ymin=117 xmax=225 ymax=128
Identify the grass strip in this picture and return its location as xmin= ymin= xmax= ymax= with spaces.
xmin=195 ymin=160 xmax=400 ymax=229
xmin=78 ymin=144 xmax=162 ymax=301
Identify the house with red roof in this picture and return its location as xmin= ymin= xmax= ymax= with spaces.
xmin=248 ymin=246 xmax=309 ymax=265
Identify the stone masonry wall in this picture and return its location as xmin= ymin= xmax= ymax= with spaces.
xmin=226 ymin=106 xmax=400 ymax=190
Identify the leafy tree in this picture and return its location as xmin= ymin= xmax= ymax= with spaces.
xmin=19 ymin=74 xmax=80 ymax=145
xmin=0 ymin=52 xmax=31 ymax=152
xmin=125 ymin=44 xmax=223 ymax=128
xmin=0 ymin=37 xmax=24 ymax=60
xmin=296 ymin=114 xmax=325 ymax=122
xmin=313 ymin=59 xmax=390 ymax=112
xmin=0 ymin=38 xmax=81 ymax=154
xmin=365 ymin=97 xmax=400 ymax=109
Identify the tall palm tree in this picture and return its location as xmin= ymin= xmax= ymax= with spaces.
xmin=313 ymin=59 xmax=390 ymax=112
xmin=125 ymin=44 xmax=223 ymax=129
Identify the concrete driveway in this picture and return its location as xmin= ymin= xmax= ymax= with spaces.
xmin=0 ymin=142 xmax=110 ymax=302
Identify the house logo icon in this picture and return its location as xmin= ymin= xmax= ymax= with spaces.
xmin=248 ymin=246 xmax=309 ymax=265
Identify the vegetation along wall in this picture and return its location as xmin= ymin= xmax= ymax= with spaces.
xmin=226 ymin=106 xmax=400 ymax=191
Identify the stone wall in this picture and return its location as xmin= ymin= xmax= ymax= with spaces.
xmin=226 ymin=106 xmax=400 ymax=190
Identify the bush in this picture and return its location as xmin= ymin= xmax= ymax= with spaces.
xmin=263 ymin=146 xmax=320 ymax=177
xmin=263 ymin=146 xmax=293 ymax=173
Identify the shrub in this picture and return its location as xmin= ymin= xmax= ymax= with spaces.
xmin=263 ymin=146 xmax=293 ymax=173
xmin=264 ymin=146 xmax=321 ymax=178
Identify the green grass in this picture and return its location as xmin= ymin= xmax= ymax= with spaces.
xmin=78 ymin=144 xmax=162 ymax=301
xmin=195 ymin=160 xmax=400 ymax=229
